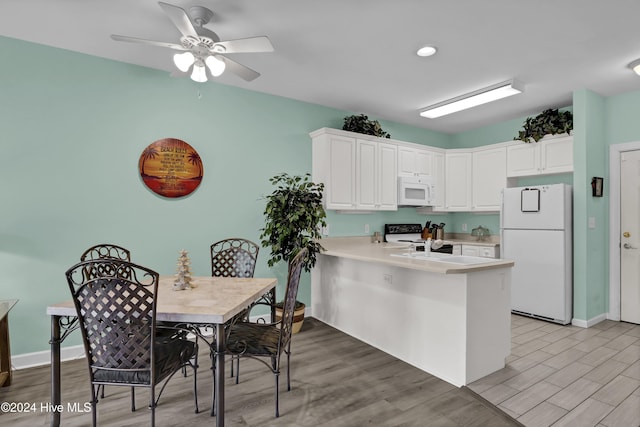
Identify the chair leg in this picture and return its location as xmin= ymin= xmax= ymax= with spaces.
xmin=235 ymin=356 xmax=240 ymax=384
xmin=210 ymin=353 xmax=216 ymax=417
xmin=150 ymin=388 xmax=156 ymax=427
xmin=99 ymin=384 xmax=105 ymax=398
xmin=193 ymin=353 xmax=199 ymax=414
xmin=131 ymin=387 xmax=136 ymax=412
xmin=275 ymin=371 xmax=280 ymax=418
xmin=91 ymin=385 xmax=98 ymax=427
xmin=287 ymin=350 xmax=291 ymax=391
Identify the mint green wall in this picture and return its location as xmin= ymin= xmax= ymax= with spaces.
xmin=606 ymin=90 xmax=640 ymax=142
xmin=572 ymin=90 xmax=608 ymax=321
xmin=0 ymin=36 xmax=449 ymax=356
xmin=2 ymin=34 xmax=632 ymax=357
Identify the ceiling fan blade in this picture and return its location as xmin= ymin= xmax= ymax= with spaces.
xmin=111 ymin=34 xmax=185 ymax=51
xmin=221 ymin=56 xmax=261 ymax=81
xmin=213 ymin=36 xmax=274 ymax=54
xmin=158 ymin=1 xmax=199 ymax=40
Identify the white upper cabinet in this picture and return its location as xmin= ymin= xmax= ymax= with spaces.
xmin=398 ymin=145 xmax=433 ymax=176
xmin=506 ymin=135 xmax=573 ymax=177
xmin=311 ymin=128 xmax=396 ymax=211
xmin=445 ymin=151 xmax=473 ymax=211
xmin=472 ymin=146 xmax=507 ymax=211
xmin=312 ymin=128 xmax=574 ymax=214
xmin=432 ymin=151 xmax=446 ymax=210
xmin=357 ymin=140 xmax=397 ymax=210
xmin=312 ymin=131 xmax=357 ymax=210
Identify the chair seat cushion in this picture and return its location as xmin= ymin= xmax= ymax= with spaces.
xmin=226 ymin=323 xmax=280 ymax=356
xmin=93 ymin=336 xmax=195 ymax=385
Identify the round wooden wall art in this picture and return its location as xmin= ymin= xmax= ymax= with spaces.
xmin=138 ymin=138 xmax=203 ymax=198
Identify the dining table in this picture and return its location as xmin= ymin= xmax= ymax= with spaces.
xmin=46 ymin=275 xmax=277 ymax=427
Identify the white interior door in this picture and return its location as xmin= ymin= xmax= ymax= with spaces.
xmin=621 ymin=150 xmax=640 ymax=324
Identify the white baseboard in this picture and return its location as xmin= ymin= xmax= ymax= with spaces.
xmin=11 ymin=308 xmax=313 ymax=371
xmin=571 ymin=312 xmax=607 ymax=328
xmin=12 ymin=345 xmax=85 ymax=371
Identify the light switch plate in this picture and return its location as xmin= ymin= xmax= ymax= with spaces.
xmin=588 ymin=217 xmax=596 ymax=229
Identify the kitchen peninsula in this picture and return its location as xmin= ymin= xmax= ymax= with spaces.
xmin=311 ymin=237 xmax=514 ymax=387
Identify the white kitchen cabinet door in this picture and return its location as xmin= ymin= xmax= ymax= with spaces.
xmin=506 ymin=136 xmax=573 ymax=177
xmin=472 ymin=146 xmax=507 ymax=211
xmin=327 ymin=136 xmax=357 ymax=209
xmin=377 ymin=142 xmax=398 ymax=210
xmin=461 ymin=245 xmax=480 ymax=257
xmin=356 ymin=140 xmax=397 ymax=211
xmin=432 ymin=151 xmax=446 ymax=210
xmin=445 ymin=151 xmax=472 ymax=210
xmin=506 ymin=143 xmax=539 ymax=177
xmin=461 ymin=244 xmax=499 ymax=258
xmin=398 ymin=146 xmax=433 ymax=176
xmin=541 ymin=136 xmax=573 ymax=174
xmin=356 ymin=140 xmax=377 ymax=210
xmin=311 ymin=133 xmax=358 ymax=210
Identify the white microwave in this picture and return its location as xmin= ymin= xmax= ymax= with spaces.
xmin=398 ymin=175 xmax=436 ymax=206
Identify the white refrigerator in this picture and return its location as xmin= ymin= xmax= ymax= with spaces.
xmin=501 ymin=184 xmax=573 ymax=324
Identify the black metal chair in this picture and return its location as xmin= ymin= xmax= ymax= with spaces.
xmin=65 ymin=259 xmax=199 ymax=426
xmin=221 ymin=247 xmax=307 ymax=418
xmin=80 ymin=244 xmax=134 ymax=399
xmin=208 ymin=238 xmax=265 ymax=411
xmin=210 ymin=238 xmax=259 ymax=278
xmin=80 ymin=243 xmax=131 ymax=263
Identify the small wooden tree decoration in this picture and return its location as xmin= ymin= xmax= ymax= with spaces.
xmin=173 ymin=249 xmax=195 ymax=290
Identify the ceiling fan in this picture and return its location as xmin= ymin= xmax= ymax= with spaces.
xmin=111 ymin=2 xmax=274 ymax=82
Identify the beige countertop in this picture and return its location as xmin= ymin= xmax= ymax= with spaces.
xmin=318 ymin=237 xmax=513 ymax=274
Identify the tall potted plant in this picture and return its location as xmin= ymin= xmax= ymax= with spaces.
xmin=260 ymin=173 xmax=326 ymax=332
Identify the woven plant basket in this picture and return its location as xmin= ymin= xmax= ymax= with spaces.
xmin=275 ymin=301 xmax=305 ymax=334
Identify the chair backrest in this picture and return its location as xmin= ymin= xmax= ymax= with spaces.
xmin=65 ymin=259 xmax=159 ymax=381
xmin=278 ymin=248 xmax=308 ymax=350
xmin=210 ymin=238 xmax=259 ymax=278
xmin=80 ymin=244 xmax=131 ymax=262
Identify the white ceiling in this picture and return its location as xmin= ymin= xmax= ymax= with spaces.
xmin=2 ymin=0 xmax=640 ymax=134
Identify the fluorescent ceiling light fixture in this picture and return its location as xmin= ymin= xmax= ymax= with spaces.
xmin=629 ymin=59 xmax=640 ymax=75
xmin=420 ymin=80 xmax=524 ymax=119
xmin=417 ymin=46 xmax=437 ymax=57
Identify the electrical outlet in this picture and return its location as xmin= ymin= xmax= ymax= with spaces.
xmin=588 ymin=217 xmax=596 ymax=229
xmin=462 ymin=223 xmax=467 ymax=232
xmin=364 ymin=224 xmax=370 ymax=233
xmin=322 ymin=225 xmax=330 ymax=236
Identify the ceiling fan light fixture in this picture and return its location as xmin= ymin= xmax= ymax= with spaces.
xmin=190 ymin=61 xmax=208 ymax=83
xmin=205 ymin=55 xmax=226 ymax=77
xmin=173 ymin=51 xmax=195 ymax=72
xmin=420 ymin=80 xmax=524 ymax=119
xmin=629 ymin=59 xmax=640 ymax=75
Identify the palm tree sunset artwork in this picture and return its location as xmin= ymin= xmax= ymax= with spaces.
xmin=138 ymin=138 xmax=203 ymax=198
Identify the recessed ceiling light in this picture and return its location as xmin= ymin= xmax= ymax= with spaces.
xmin=417 ymin=46 xmax=437 ymax=57
xmin=629 ymin=59 xmax=640 ymax=75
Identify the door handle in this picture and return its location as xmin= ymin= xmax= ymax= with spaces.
xmin=623 ymin=243 xmax=638 ymax=249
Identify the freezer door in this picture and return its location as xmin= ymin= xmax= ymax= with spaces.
xmin=501 ymin=184 xmax=569 ymax=230
xmin=502 ymin=229 xmax=572 ymax=324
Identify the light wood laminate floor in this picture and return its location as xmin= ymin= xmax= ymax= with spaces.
xmin=469 ymin=315 xmax=640 ymax=427
xmin=1 ymin=316 xmax=638 ymax=426
xmin=1 ymin=318 xmax=517 ymax=427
